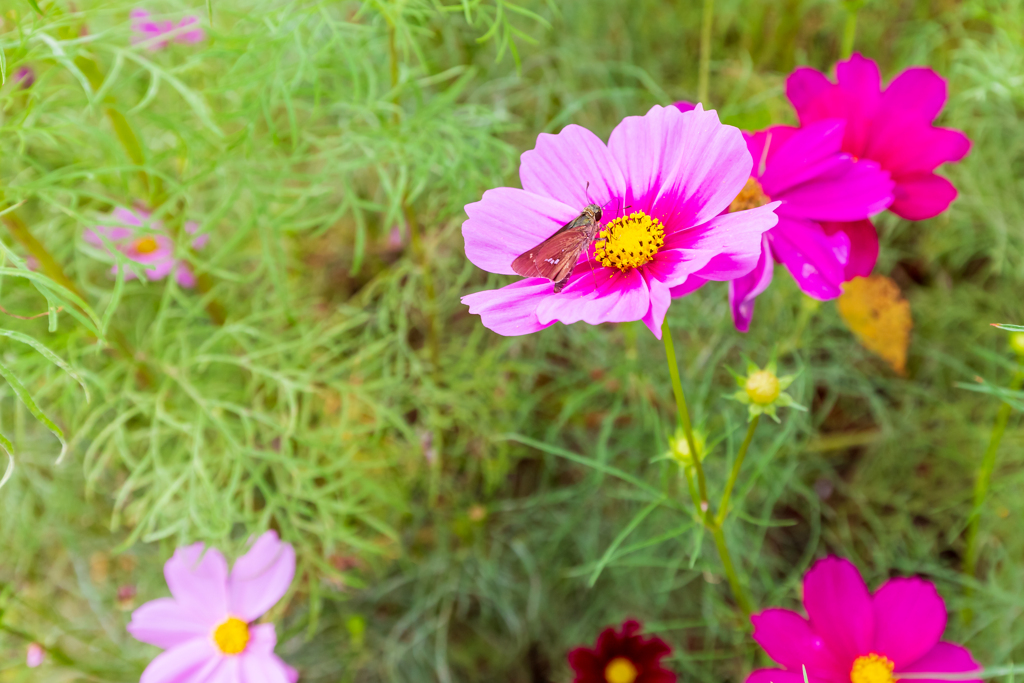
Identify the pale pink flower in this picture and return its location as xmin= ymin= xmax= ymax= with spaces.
xmin=84 ymin=207 xmax=208 ymax=288
xmin=128 ymin=531 xmax=298 ymax=683
xmin=26 ymin=643 xmax=44 ymax=668
xmin=131 ymin=9 xmax=205 ymax=51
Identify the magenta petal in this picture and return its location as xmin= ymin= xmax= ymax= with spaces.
xmin=786 ymin=67 xmax=833 ymax=114
xmin=128 ymin=597 xmax=209 ymax=649
xmin=463 ymin=188 xmax=580 ymax=275
xmin=461 ymin=280 xmax=554 ymax=336
xmin=671 ymin=101 xmax=696 ymax=113
xmin=802 ymin=557 xmax=874 ymax=665
xmin=519 ymin=125 xmax=626 ymax=211
xmin=898 ymin=643 xmax=982 ymax=683
xmin=239 ymin=654 xmax=295 ymax=683
xmin=751 ymin=608 xmax=843 ymax=678
xmin=872 ymin=578 xmax=946 ymax=669
xmin=667 ymin=203 xmax=779 ymax=281
xmin=880 ymin=67 xmax=948 ymax=123
xmin=228 ymin=531 xmax=296 ymax=622
xmin=729 ymin=235 xmax=773 ymax=333
xmin=143 ymin=256 xmax=176 ymax=281
xmin=163 ymin=543 xmax=230 ymax=626
xmin=835 ymin=54 xmax=882 ymax=155
xmin=668 ymin=276 xmax=707 ymax=299
xmin=535 ymin=266 xmax=650 ymax=328
xmin=822 ymin=220 xmax=877 ymax=280
xmin=640 ymin=277 xmax=671 ymax=338
xmin=139 ymin=638 xmax=218 ymax=683
xmin=758 ymin=120 xmax=847 ymax=196
xmin=889 ymin=172 xmax=958 ymax=221
xmin=746 ymin=126 xmax=800 ymax=177
xmin=771 ymin=217 xmax=849 ymax=300
xmin=866 ymin=115 xmax=971 ymax=176
xmin=775 ymin=158 xmax=894 ymax=222
xmin=746 ymin=669 xmax=826 ymax=683
xmin=175 ymin=263 xmax=197 ymax=288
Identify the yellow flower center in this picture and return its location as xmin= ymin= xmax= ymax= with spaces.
xmin=594 ymin=211 xmax=665 ymax=271
xmin=604 ymin=656 xmax=639 ymax=683
xmin=744 ymin=370 xmax=780 ymax=405
xmin=133 ymin=237 xmax=160 ymax=254
xmin=729 ymin=177 xmax=770 ymax=213
xmin=213 ymin=617 xmax=250 ymax=655
xmin=851 ymin=654 xmax=896 ymax=683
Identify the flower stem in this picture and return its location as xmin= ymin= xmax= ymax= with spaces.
xmin=403 ymin=201 xmax=440 ymax=370
xmin=962 ymin=369 xmax=1024 ymax=619
xmin=711 ymin=525 xmax=752 ymax=617
xmin=697 ymin=0 xmax=715 ymax=104
xmin=715 ymin=415 xmax=760 ymax=528
xmin=840 ymin=0 xmax=863 ymax=58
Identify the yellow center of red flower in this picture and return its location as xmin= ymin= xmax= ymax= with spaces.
xmin=594 ymin=211 xmax=665 ymax=271
xmin=604 ymin=656 xmax=639 ymax=683
xmin=729 ymin=177 xmax=770 ymax=213
xmin=213 ymin=617 xmax=250 ymax=655
xmin=133 ymin=237 xmax=160 ymax=254
xmin=850 ymin=653 xmax=896 ymax=683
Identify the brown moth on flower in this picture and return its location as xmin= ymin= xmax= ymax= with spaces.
xmin=511 ymin=204 xmax=603 ymax=293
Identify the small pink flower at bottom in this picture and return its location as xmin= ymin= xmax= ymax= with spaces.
xmin=85 ymin=207 xmax=207 ymax=288
xmin=748 ymin=556 xmax=981 ymax=683
xmin=131 ymin=9 xmax=205 ymax=51
xmin=128 ymin=530 xmax=298 ymax=683
xmin=27 ymin=643 xmax=44 ymax=668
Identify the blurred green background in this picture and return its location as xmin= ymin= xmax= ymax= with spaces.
xmin=1 ymin=0 xmax=1024 ymax=681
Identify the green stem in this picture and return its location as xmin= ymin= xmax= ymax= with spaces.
xmin=661 ymin=321 xmax=707 ymax=511
xmin=963 ymin=370 xmax=1024 ymax=618
xmin=404 ymin=201 xmax=439 ymax=370
xmin=840 ymin=1 xmax=861 ymax=58
xmin=711 ymin=525 xmax=752 ymax=617
xmin=715 ymin=415 xmax=760 ymax=528
xmin=697 ymin=0 xmax=715 ymax=104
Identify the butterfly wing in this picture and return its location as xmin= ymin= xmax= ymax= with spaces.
xmin=511 ymin=214 xmax=598 ymax=291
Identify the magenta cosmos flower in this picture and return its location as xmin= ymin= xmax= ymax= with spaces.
xmin=748 ymin=557 xmax=981 ymax=683
xmin=568 ymin=619 xmax=676 ymax=683
xmin=461 ymin=105 xmax=779 ymax=339
xmin=787 ymin=53 xmax=970 ymax=221
xmin=724 ymin=121 xmax=894 ymax=331
xmin=85 ymin=207 xmax=208 ymax=287
xmin=128 ymin=530 xmax=298 ymax=683
xmin=131 ymin=9 xmax=205 ymax=50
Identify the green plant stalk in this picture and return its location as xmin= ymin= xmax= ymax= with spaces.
xmin=711 ymin=524 xmax=752 ymax=617
xmin=840 ymin=1 xmax=860 ymax=58
xmin=661 ymin=320 xmax=707 ymax=510
xmin=963 ymin=370 xmax=1024 ymax=615
xmin=715 ymin=414 xmax=760 ymax=528
xmin=697 ymin=0 xmax=714 ymax=104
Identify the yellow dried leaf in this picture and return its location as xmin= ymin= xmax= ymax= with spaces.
xmin=837 ymin=275 xmax=913 ymax=374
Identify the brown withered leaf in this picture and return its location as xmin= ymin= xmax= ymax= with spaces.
xmin=837 ymin=275 xmax=913 ymax=375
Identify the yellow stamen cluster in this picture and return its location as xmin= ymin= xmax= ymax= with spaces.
xmin=604 ymin=656 xmax=639 ymax=683
xmin=213 ymin=617 xmax=250 ymax=655
xmin=133 ymin=237 xmax=160 ymax=254
xmin=850 ymin=653 xmax=896 ymax=683
xmin=729 ymin=177 xmax=770 ymax=213
xmin=594 ymin=211 xmax=665 ymax=272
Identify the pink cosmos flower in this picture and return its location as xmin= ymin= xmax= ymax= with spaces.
xmin=787 ymin=53 xmax=970 ymax=221
xmin=85 ymin=207 xmax=208 ymax=288
xmin=724 ymin=121 xmax=894 ymax=331
xmin=14 ymin=66 xmax=35 ymax=90
xmin=128 ymin=530 xmax=298 ymax=683
xmin=462 ymin=104 xmax=780 ymax=339
xmin=131 ymin=9 xmax=205 ymax=51
xmin=748 ymin=557 xmax=981 ymax=683
xmin=26 ymin=642 xmax=45 ymax=668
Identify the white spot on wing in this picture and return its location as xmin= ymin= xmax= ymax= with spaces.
xmin=545 ymin=258 xmax=560 ymax=265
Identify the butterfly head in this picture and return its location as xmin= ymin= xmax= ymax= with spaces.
xmin=584 ymin=204 xmax=602 ymax=223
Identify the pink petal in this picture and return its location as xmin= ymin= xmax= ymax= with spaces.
xmin=175 ymin=17 xmax=206 ymax=44
xmin=746 ymin=669 xmax=827 ymax=683
xmin=239 ymin=655 xmax=296 ymax=683
xmin=128 ymin=597 xmax=211 ymax=649
xmin=729 ymin=235 xmax=773 ymax=333
xmin=898 ymin=643 xmax=982 ymax=683
xmin=786 ymin=67 xmax=833 ymax=113
xmin=640 ymin=276 xmax=671 ymax=338
xmin=667 ymin=275 xmax=707 ymax=299
xmin=139 ymin=638 xmax=219 ymax=683
xmin=871 ymin=578 xmax=946 ymax=669
xmin=143 ymin=255 xmax=177 ymax=281
xmin=866 ymin=121 xmax=970 ymax=177
xmin=802 ymin=556 xmax=874 ymax=666
xmin=463 ymin=188 xmax=581 ymax=275
xmin=666 ymin=203 xmax=779 ymax=282
xmin=671 ymin=101 xmax=696 ymax=113
xmin=518 ymin=125 xmax=626 ymax=212
xmin=879 ymin=67 xmax=948 ymax=123
xmin=889 ymin=172 xmax=958 ymax=221
xmin=164 ymin=543 xmax=230 ymax=627
xmin=751 ymin=608 xmax=844 ymax=679
xmin=770 ymin=217 xmax=849 ymax=300
xmin=774 ymin=157 xmax=894 ymax=222
xmin=175 ymin=263 xmax=197 ymax=288
xmin=461 ymin=279 xmax=555 ymax=336
xmin=745 ymin=126 xmax=800 ymax=177
xmin=228 ymin=531 xmax=296 ymax=622
xmin=26 ymin=643 xmax=44 ymax=668
xmin=834 ymin=54 xmax=882 ymax=155
xmin=758 ymin=120 xmax=848 ymax=196
xmin=822 ymin=220 xmax=877 ymax=280
xmin=623 ymin=104 xmax=751 ymax=229
xmin=535 ymin=266 xmax=650 ymax=328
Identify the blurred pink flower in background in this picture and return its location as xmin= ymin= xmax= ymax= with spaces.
xmin=85 ymin=207 xmax=208 ymax=288
xmin=747 ymin=556 xmax=982 ymax=683
xmin=128 ymin=530 xmax=298 ymax=683
xmin=14 ymin=66 xmax=35 ymax=89
xmin=26 ymin=643 xmax=44 ymax=668
xmin=131 ymin=9 xmax=205 ymax=51
xmin=462 ymin=104 xmax=779 ymax=338
xmin=787 ymin=53 xmax=970 ymax=220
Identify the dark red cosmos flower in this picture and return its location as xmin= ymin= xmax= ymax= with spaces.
xmin=567 ymin=619 xmax=676 ymax=683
